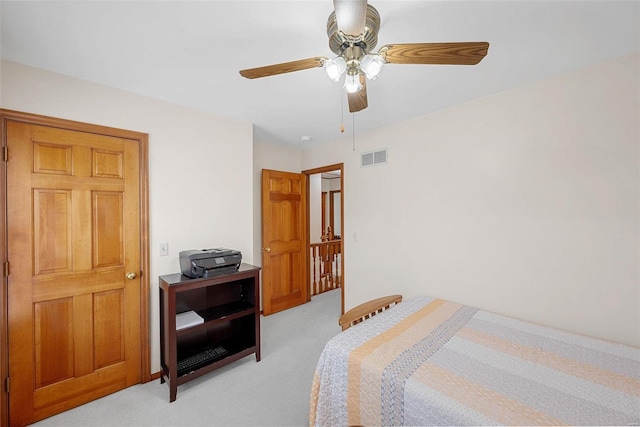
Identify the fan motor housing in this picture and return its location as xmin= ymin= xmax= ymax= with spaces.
xmin=327 ymin=4 xmax=380 ymax=56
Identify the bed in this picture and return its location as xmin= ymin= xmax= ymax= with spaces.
xmin=310 ymin=295 xmax=640 ymax=426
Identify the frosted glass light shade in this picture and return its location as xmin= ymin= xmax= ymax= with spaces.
xmin=360 ymin=54 xmax=385 ymax=80
xmin=324 ymin=57 xmax=347 ymax=82
xmin=343 ymin=73 xmax=363 ymax=93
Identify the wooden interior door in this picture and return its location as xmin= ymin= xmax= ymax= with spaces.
xmin=6 ymin=121 xmax=142 ymax=425
xmin=261 ymin=169 xmax=308 ymax=315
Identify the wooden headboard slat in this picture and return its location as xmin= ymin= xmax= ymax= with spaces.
xmin=338 ymin=295 xmax=403 ymax=331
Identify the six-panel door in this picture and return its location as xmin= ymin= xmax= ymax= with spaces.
xmin=7 ymin=122 xmax=141 ymax=425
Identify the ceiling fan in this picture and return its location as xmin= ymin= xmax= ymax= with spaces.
xmin=239 ymin=0 xmax=489 ymax=113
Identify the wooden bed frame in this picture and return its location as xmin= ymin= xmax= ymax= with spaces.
xmin=338 ymin=294 xmax=402 ymax=330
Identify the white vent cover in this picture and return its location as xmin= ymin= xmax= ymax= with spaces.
xmin=361 ymin=148 xmax=388 ymax=168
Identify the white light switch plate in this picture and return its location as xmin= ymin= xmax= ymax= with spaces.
xmin=159 ymin=242 xmax=168 ymax=256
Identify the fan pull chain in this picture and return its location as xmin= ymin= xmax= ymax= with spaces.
xmin=352 ymin=112 xmax=355 ymax=151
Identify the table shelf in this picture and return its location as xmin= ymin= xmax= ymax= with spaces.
xmin=159 ymin=264 xmax=261 ymax=402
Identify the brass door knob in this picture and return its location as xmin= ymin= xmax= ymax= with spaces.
xmin=263 ymin=247 xmax=271 ymax=253
xmin=126 ymin=272 xmax=137 ymax=280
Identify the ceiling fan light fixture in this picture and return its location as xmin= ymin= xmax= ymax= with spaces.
xmin=239 ymin=1 xmax=490 ymax=114
xmin=343 ymin=72 xmax=363 ymax=94
xmin=360 ymin=54 xmax=385 ymax=80
xmin=324 ymin=56 xmax=347 ymax=82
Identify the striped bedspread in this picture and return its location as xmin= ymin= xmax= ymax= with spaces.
xmin=309 ymin=296 xmax=640 ymax=426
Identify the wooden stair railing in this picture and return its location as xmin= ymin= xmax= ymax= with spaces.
xmin=310 ymin=239 xmax=341 ymax=296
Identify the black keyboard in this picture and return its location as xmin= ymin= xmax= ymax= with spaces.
xmin=177 ymin=346 xmax=227 ymax=375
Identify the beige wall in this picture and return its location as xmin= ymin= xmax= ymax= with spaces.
xmin=302 ymin=54 xmax=640 ymax=347
xmin=322 ymin=178 xmax=342 ymax=237
xmin=3 ymin=51 xmax=637 ymax=384
xmin=1 ymin=60 xmax=255 ymax=372
xmin=310 ymin=174 xmax=322 ymax=243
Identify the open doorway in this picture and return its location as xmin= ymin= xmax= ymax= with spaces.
xmin=303 ymin=163 xmax=344 ymax=314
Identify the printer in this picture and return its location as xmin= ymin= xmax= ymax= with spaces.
xmin=179 ymin=248 xmax=242 ymax=278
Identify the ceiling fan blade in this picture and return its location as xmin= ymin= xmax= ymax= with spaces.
xmin=379 ymin=42 xmax=489 ymax=65
xmin=333 ymin=0 xmax=367 ymax=37
xmin=239 ymin=57 xmax=327 ymax=79
xmin=348 ymin=75 xmax=368 ymax=113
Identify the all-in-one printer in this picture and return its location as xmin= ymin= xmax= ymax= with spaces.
xmin=179 ymin=248 xmax=242 ymax=278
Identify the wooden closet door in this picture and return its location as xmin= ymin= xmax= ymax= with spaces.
xmin=7 ymin=122 xmax=141 ymax=425
xmin=261 ymin=169 xmax=308 ymax=315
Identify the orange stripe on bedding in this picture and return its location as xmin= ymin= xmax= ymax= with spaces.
xmin=412 ymin=362 xmax=565 ymax=426
xmin=457 ymin=328 xmax=640 ymax=396
xmin=346 ymin=299 xmax=459 ymax=426
xmin=309 ymin=372 xmax=320 ymax=425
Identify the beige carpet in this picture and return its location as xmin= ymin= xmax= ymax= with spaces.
xmin=33 ymin=289 xmax=342 ymax=427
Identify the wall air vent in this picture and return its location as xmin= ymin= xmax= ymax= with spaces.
xmin=361 ymin=148 xmax=388 ymax=168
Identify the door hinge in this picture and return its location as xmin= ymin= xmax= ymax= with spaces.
xmin=5 ymin=377 xmax=8 ymax=394
xmin=3 ymin=261 xmax=8 ymax=277
xmin=2 ymin=146 xmax=7 ymax=162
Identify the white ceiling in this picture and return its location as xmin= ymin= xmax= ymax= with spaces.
xmin=1 ymin=1 xmax=638 ymax=149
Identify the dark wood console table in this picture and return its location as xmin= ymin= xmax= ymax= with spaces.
xmin=159 ymin=264 xmax=261 ymax=402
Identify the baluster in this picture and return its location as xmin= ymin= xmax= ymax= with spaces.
xmin=321 ymin=243 xmax=327 ymax=293
xmin=318 ymin=244 xmax=322 ymax=294
xmin=336 ymin=245 xmax=341 ymax=288
xmin=317 ymin=245 xmax=322 ymax=295
xmin=312 ymin=246 xmax=317 ymax=296
xmin=336 ymin=242 xmax=340 ymax=288
xmin=334 ymin=242 xmax=339 ymax=288
xmin=336 ymin=249 xmax=342 ymax=288
xmin=329 ymin=242 xmax=334 ymax=290
xmin=335 ymin=241 xmax=339 ymax=289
